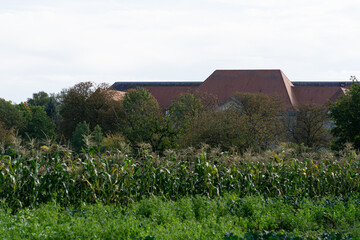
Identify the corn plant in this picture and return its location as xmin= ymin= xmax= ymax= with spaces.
xmin=1 ymin=145 xmax=360 ymax=212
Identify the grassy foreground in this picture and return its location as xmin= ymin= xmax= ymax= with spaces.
xmin=0 ymin=195 xmax=358 ymax=239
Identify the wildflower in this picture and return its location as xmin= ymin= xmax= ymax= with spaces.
xmin=40 ymin=145 xmax=50 ymax=151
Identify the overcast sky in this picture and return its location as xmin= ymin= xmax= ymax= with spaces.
xmin=1 ymin=0 xmax=359 ymax=103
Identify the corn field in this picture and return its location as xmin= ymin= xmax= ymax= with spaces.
xmin=1 ymin=144 xmax=360 ymax=212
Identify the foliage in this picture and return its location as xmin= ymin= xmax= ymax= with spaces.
xmin=291 ymin=104 xmax=330 ymax=148
xmin=17 ymin=103 xmax=56 ymax=140
xmin=0 ymin=98 xmax=23 ymax=130
xmin=224 ymin=231 xmax=351 ymax=240
xmin=27 ymin=91 xmax=51 ymax=107
xmin=27 ymin=91 xmax=61 ymax=123
xmin=0 ymin=122 xmax=15 ymax=148
xmin=101 ymin=133 xmax=132 ymax=154
xmin=45 ymin=96 xmax=60 ymax=122
xmin=59 ymin=82 xmax=123 ymax=139
xmin=71 ymin=123 xmax=107 ymax=152
xmin=59 ymin=82 xmax=93 ymax=138
xmin=92 ymin=125 xmax=104 ymax=147
xmin=180 ymin=110 xmax=240 ymax=150
xmin=168 ymin=91 xmax=218 ymax=132
xmin=180 ymin=92 xmax=283 ymax=151
xmin=0 ymin=196 xmax=357 ymax=239
xmin=84 ymin=87 xmax=124 ymax=133
xmin=122 ymin=87 xmax=177 ymax=151
xmin=2 ymin=144 xmax=360 ymax=213
xmin=329 ymin=79 xmax=360 ymax=150
xmin=71 ymin=121 xmax=91 ymax=152
xmin=232 ymin=92 xmax=284 ymax=150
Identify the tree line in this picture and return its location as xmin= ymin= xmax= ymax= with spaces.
xmin=0 ymin=80 xmax=358 ymax=153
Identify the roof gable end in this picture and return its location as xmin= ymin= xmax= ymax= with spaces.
xmin=199 ymin=69 xmax=296 ymax=109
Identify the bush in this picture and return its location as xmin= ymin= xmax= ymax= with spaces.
xmin=101 ymin=133 xmax=132 ymax=154
xmin=71 ymin=121 xmax=91 ymax=152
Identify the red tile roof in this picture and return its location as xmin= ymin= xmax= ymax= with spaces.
xmin=293 ymin=86 xmax=346 ymax=106
xmin=112 ymin=70 xmax=349 ymax=110
xmin=199 ymin=70 xmax=297 ymax=110
xmin=145 ymin=86 xmax=199 ymax=109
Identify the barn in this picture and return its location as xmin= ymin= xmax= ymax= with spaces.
xmin=111 ymin=70 xmax=351 ymax=110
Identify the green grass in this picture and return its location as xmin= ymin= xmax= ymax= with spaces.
xmin=0 ymin=195 xmax=357 ymax=239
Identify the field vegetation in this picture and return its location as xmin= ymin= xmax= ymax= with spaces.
xmin=0 ymin=195 xmax=357 ymax=239
xmin=1 ymin=143 xmax=360 ymax=239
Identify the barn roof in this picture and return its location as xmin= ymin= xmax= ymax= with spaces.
xmin=199 ymin=70 xmax=297 ymax=110
xmin=145 ymin=86 xmax=200 ymax=109
xmin=111 ymin=70 xmax=350 ymax=110
xmin=293 ymin=86 xmax=346 ymax=106
xmin=112 ymin=81 xmax=201 ymax=91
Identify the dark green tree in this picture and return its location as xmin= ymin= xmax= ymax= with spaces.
xmin=27 ymin=106 xmax=56 ymax=140
xmin=122 ymin=88 xmax=177 ymax=151
xmin=45 ymin=97 xmax=60 ymax=123
xmin=0 ymin=98 xmax=23 ymax=130
xmin=17 ymin=103 xmax=56 ymax=140
xmin=59 ymin=82 xmax=123 ymax=139
xmin=27 ymin=91 xmax=50 ymax=107
xmin=329 ymin=78 xmax=360 ymax=149
xmin=60 ymin=82 xmax=93 ymax=138
xmin=84 ymin=87 xmax=124 ymax=133
xmin=168 ymin=91 xmax=217 ymax=133
xmin=27 ymin=91 xmax=62 ymax=126
xmin=92 ymin=124 xmax=104 ymax=147
xmin=71 ymin=121 xmax=91 ymax=152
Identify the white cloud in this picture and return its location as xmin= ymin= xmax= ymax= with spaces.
xmin=0 ymin=0 xmax=359 ymax=102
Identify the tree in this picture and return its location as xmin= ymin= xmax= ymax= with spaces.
xmin=60 ymin=82 xmax=93 ymax=138
xmin=329 ymin=78 xmax=360 ymax=149
xmin=167 ymin=91 xmax=220 ymax=149
xmin=122 ymin=88 xmax=177 ymax=151
xmin=84 ymin=87 xmax=124 ymax=133
xmin=0 ymin=121 xmax=16 ymax=148
xmin=27 ymin=91 xmax=60 ymax=123
xmin=71 ymin=121 xmax=91 ymax=152
xmin=27 ymin=91 xmax=50 ymax=107
xmin=92 ymin=125 xmax=104 ymax=147
xmin=45 ymin=97 xmax=60 ymax=123
xmin=59 ymin=82 xmax=123 ymax=139
xmin=0 ymin=98 xmax=23 ymax=130
xmin=291 ymin=104 xmax=330 ymax=148
xmin=180 ymin=109 xmax=240 ymax=150
xmin=180 ymin=92 xmax=283 ymax=151
xmin=228 ymin=92 xmax=284 ymax=150
xmin=167 ymin=91 xmax=218 ymax=133
xmin=17 ymin=103 xmax=56 ymax=140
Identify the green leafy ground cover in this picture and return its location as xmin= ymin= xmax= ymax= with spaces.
xmin=0 ymin=195 xmax=357 ymax=239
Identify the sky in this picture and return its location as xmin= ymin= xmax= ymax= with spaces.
xmin=0 ymin=0 xmax=359 ymax=103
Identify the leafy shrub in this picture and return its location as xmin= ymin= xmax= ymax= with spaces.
xmin=223 ymin=231 xmax=352 ymax=240
xmin=0 ymin=122 xmax=15 ymax=149
xmin=0 ymin=196 xmax=357 ymax=239
xmin=101 ymin=133 xmax=132 ymax=154
xmin=71 ymin=121 xmax=91 ymax=152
